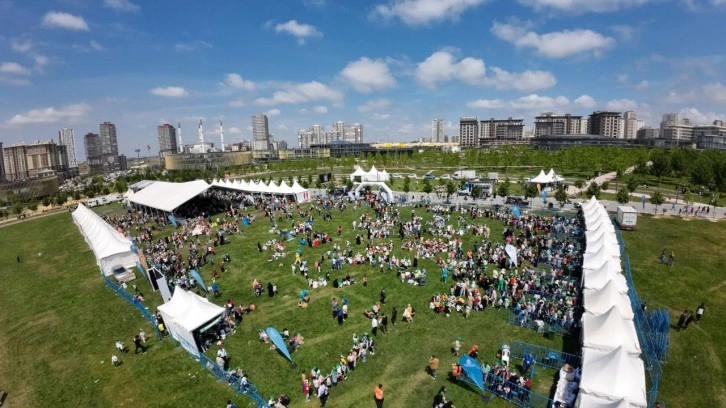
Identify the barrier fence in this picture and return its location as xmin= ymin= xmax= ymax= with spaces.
xmin=613 ymin=221 xmax=666 ymax=408
xmin=100 ymin=272 xmax=162 ymax=340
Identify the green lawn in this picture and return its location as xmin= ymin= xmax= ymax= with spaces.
xmin=1 ymin=203 xmax=723 ymax=407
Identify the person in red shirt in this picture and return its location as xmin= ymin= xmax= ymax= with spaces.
xmin=374 ymin=383 xmax=384 ymax=408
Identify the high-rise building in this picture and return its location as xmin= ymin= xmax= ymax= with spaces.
xmin=479 ymin=117 xmax=525 ymax=141
xmin=459 ymin=117 xmax=479 ymax=147
xmin=534 ymin=113 xmax=585 ymax=136
xmin=659 ymin=114 xmax=695 ymax=141
xmin=297 ymin=122 xmax=363 ymax=148
xmin=58 ymin=128 xmax=78 ymax=167
xmin=99 ymin=121 xmax=120 ymax=171
xmin=431 ymin=119 xmax=445 ymax=142
xmin=157 ymin=123 xmax=178 ymax=156
xmin=660 ymin=113 xmax=680 ymax=132
xmin=2 ymin=140 xmax=69 ymax=181
xmin=3 ymin=144 xmax=28 ymax=181
xmin=636 ymin=127 xmax=660 ymax=139
xmin=623 ymin=111 xmax=637 ymax=140
xmin=84 ymin=133 xmax=104 ymax=173
xmin=0 ymin=142 xmax=5 ymax=183
xmin=588 ymin=111 xmax=622 ymax=138
xmin=252 ymin=114 xmax=270 ymax=151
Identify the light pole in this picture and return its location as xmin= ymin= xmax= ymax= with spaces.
xmin=135 ymin=149 xmax=141 ymax=160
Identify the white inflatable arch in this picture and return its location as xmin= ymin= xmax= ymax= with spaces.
xmin=353 ymin=182 xmax=394 ymax=203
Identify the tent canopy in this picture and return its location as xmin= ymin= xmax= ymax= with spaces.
xmin=128 ymin=180 xmax=210 ymax=213
xmin=579 ymin=347 xmax=647 ymax=407
xmin=576 ymin=394 xmax=631 ymax=408
xmin=583 ymin=280 xmax=634 ymax=319
xmin=157 ymin=287 xmax=225 ymax=357
xmin=530 ymin=170 xmax=552 ymax=184
xmin=583 ymin=307 xmax=641 ymax=356
xmin=72 ymin=203 xmax=138 ymax=275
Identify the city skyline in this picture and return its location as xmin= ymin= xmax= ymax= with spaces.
xmin=1 ymin=1 xmax=726 ymax=158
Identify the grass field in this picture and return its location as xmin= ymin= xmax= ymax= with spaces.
xmin=0 ymin=203 xmax=723 ymax=407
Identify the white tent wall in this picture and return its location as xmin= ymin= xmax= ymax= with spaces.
xmin=72 ymin=203 xmax=138 ymax=276
xmin=157 ymin=288 xmax=226 ymax=357
xmin=582 ymin=307 xmax=641 ymax=356
xmin=578 ymin=347 xmax=647 ymax=407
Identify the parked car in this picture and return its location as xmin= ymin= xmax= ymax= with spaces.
xmin=505 ymin=196 xmax=529 ymax=206
xmin=392 ymin=173 xmax=403 ymax=179
xmin=111 ymin=264 xmax=136 ymax=283
xmin=408 ymin=173 xmax=418 ymax=179
xmin=441 ymin=174 xmax=452 ymax=180
xmin=457 ymin=189 xmax=471 ymax=196
xmin=424 ymin=173 xmax=436 ymax=180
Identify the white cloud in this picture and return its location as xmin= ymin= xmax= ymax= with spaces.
xmin=468 ymin=94 xmax=569 ymax=110
xmin=228 ymin=126 xmax=242 ymax=135
xmin=11 ymin=39 xmax=32 ymax=53
xmin=5 ymin=103 xmax=91 ymax=126
xmin=358 ymin=98 xmax=392 ymax=112
xmin=103 ymin=0 xmax=140 ymax=12
xmin=574 ymin=95 xmax=597 ymax=108
xmin=635 ymin=80 xmax=649 ymax=91
xmin=254 ymin=81 xmax=343 ymax=106
xmin=611 ymin=24 xmax=636 ymax=41
xmin=0 ymin=78 xmax=31 ymax=86
xmin=74 ymin=40 xmax=105 ymax=52
xmin=273 ymin=20 xmax=322 ymax=44
xmin=466 ymin=99 xmax=506 ymax=109
xmin=664 ymin=82 xmax=726 ymax=105
xmin=228 ymin=99 xmax=245 ymax=107
xmin=0 ymin=62 xmax=31 ymax=75
xmin=339 ymin=57 xmax=397 ymax=93
xmin=149 ymin=86 xmax=189 ymax=98
xmin=617 ymin=74 xmax=629 ymax=84
xmin=312 ymin=105 xmax=328 ymax=114
xmin=491 ymin=22 xmax=614 ymax=58
xmin=398 ymin=123 xmax=415 ymax=133
xmin=702 ymin=82 xmax=726 ymax=103
xmin=224 ymin=73 xmax=255 ymax=90
xmin=678 ymin=108 xmax=725 ymax=125
xmin=373 ymin=113 xmax=391 ymax=120
xmin=518 ymin=0 xmax=653 ymax=13
xmin=42 ymin=11 xmax=89 ymax=31
xmin=415 ymin=50 xmax=555 ymax=91
xmin=173 ymin=41 xmax=212 ymax=52
xmin=266 ymin=108 xmax=281 ymax=117
xmin=605 ymin=98 xmax=639 ymax=111
xmin=372 ymin=0 xmax=489 ymax=26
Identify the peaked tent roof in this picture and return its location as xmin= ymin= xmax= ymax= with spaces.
xmin=157 ymin=287 xmax=226 ymax=332
xmin=583 ymin=281 xmax=634 ymax=319
xmin=531 ymin=170 xmax=552 ymax=183
xmin=351 ymin=166 xmax=367 ymax=177
xmin=576 ymin=394 xmax=631 ymax=408
xmin=72 ymin=203 xmax=138 ymax=273
xmin=583 ymin=306 xmax=641 ymax=356
xmin=128 ymin=180 xmax=210 ymax=212
xmin=579 ymin=347 xmax=647 ymax=407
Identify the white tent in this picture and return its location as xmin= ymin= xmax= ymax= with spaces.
xmin=364 ymin=165 xmax=390 ymax=182
xmin=291 ymin=181 xmax=310 ymax=202
xmin=583 ymin=245 xmax=621 ymax=270
xmin=127 ymin=180 xmax=210 ymax=213
xmin=582 ymin=261 xmax=628 ymax=293
xmin=350 ymin=166 xmax=367 ymax=181
xmin=583 ymin=306 xmax=641 ymax=356
xmin=579 ymin=347 xmax=647 ymax=407
xmin=157 ymin=287 xmax=226 ymax=357
xmin=583 ymin=281 xmax=634 ymax=319
xmin=530 ymin=170 xmax=552 ymax=184
xmin=72 ymin=203 xmax=139 ymax=276
xmin=547 ymin=169 xmax=566 ymax=182
xmin=581 ymin=196 xmax=601 ymax=211
xmin=585 ymin=238 xmax=621 ymax=256
xmin=586 ymin=229 xmax=620 ymax=249
xmin=576 ymin=394 xmax=631 ymax=408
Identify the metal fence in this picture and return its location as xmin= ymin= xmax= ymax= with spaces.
xmin=100 ymin=272 xmax=162 ymax=340
xmin=612 ymin=221 xmax=666 ymax=408
xmin=510 ymin=340 xmax=581 ymax=371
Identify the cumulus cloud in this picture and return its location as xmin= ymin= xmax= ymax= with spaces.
xmin=678 ymin=108 xmax=725 ymax=125
xmin=467 ymin=93 xmax=602 ymax=112
xmin=312 ymin=105 xmax=328 ymax=114
xmin=339 ymin=57 xmax=397 ymax=93
xmin=228 ymin=99 xmax=245 ymax=107
xmin=266 ymin=108 xmax=281 ymax=117
xmin=224 ymin=73 xmax=255 ymax=90
xmin=518 ymin=0 xmax=653 ymax=13
xmin=415 ymin=50 xmax=555 ymax=91
xmin=605 ymin=98 xmax=640 ymax=111
xmin=254 ymin=81 xmax=343 ymax=106
xmin=665 ymin=83 xmax=726 ymax=105
xmin=358 ymin=98 xmax=392 ymax=112
xmin=273 ymin=20 xmax=322 ymax=44
xmin=5 ymin=103 xmax=91 ymax=126
xmin=491 ymin=22 xmax=614 ymax=58
xmin=228 ymin=126 xmax=243 ymax=135
xmin=372 ymin=0 xmax=489 ymax=25
xmin=574 ymin=95 xmax=597 ymax=108
xmin=103 ymin=0 xmax=140 ymax=12
xmin=635 ymin=80 xmax=649 ymax=91
xmin=149 ymin=86 xmax=189 ymax=98
xmin=0 ymin=62 xmax=31 ymax=75
xmin=11 ymin=39 xmax=32 ymax=53
xmin=42 ymin=11 xmax=89 ymax=31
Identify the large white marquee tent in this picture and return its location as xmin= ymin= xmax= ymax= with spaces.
xmin=127 ymin=180 xmax=211 ymax=213
xmin=157 ymin=287 xmax=226 ymax=357
xmin=349 ymin=165 xmax=390 ymax=182
xmin=72 ymin=203 xmax=138 ymax=276
xmin=210 ymin=178 xmax=310 ymax=202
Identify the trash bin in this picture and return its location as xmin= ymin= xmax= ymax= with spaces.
xmin=547 ymin=202 xmax=554 ymax=210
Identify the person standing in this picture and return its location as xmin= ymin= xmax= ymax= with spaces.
xmin=452 ymin=337 xmax=461 ymax=356
xmin=371 ymin=316 xmax=379 ymax=337
xmin=374 ymin=383 xmax=384 ymax=408
xmin=139 ymin=328 xmax=147 ymax=344
xmin=696 ymin=303 xmax=705 ymax=322
xmin=226 ymin=399 xmax=237 ymax=408
xmin=380 ymin=313 xmax=388 ymax=334
xmin=379 ymin=288 xmax=386 ymax=304
xmin=134 ymin=335 xmax=147 ymax=354
xmin=429 ymin=355 xmax=440 ymax=379
xmin=522 ymin=352 xmax=535 ymax=375
xmin=391 ymin=307 xmax=397 ymax=326
xmin=318 ymin=382 xmax=329 ymax=407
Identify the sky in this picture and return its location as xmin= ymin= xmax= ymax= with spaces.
xmin=1 ymin=0 xmax=726 ymax=159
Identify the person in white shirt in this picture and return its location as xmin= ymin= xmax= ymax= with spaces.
xmin=371 ymin=316 xmax=379 ymax=337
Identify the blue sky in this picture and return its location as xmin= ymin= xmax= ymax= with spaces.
xmin=1 ymin=0 xmax=725 ymax=158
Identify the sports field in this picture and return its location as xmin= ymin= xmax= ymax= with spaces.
xmin=0 ymin=203 xmax=723 ymax=407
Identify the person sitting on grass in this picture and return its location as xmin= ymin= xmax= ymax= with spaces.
xmin=258 ymin=329 xmax=269 ymax=343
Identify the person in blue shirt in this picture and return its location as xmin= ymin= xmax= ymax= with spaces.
xmin=522 ymin=353 xmax=535 ymax=375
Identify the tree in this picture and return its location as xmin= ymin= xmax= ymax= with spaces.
xmin=445 ymin=180 xmax=456 ymax=199
xmin=72 ymin=190 xmax=81 ymax=201
xmin=574 ymin=179 xmax=585 ymax=190
xmin=682 ymin=190 xmax=693 ymax=209
xmin=314 ymin=179 xmax=322 ymax=189
xmin=497 ymin=179 xmax=511 ymax=198
xmin=403 ymin=176 xmax=411 ymax=194
xmin=585 ymin=181 xmax=601 ymax=199
xmin=344 ymin=178 xmax=353 ymax=192
xmin=12 ymin=203 xmax=23 ymax=215
xmin=115 ymin=179 xmax=128 ymax=194
xmin=101 ymin=186 xmax=110 ymax=195
xmin=554 ymin=186 xmax=568 ymax=208
xmin=27 ymin=200 xmax=38 ymax=211
xmin=626 ymin=176 xmax=638 ymax=193
xmin=471 ymin=185 xmax=483 ymax=202
xmin=650 ymin=149 xmax=672 ymax=185
xmin=55 ymin=193 xmax=68 ymax=206
xmin=601 ymin=181 xmax=610 ymax=191
xmin=616 ymin=188 xmax=630 ymax=204
xmin=42 ymin=197 xmax=52 ymax=207
xmin=422 ymin=178 xmax=433 ymax=196
xmin=650 ymin=190 xmax=665 ymax=213
xmin=523 ymin=184 xmax=538 ymax=200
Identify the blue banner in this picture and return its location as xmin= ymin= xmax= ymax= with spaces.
xmin=189 ymin=269 xmax=207 ymax=292
xmin=512 ymin=205 xmax=521 ymax=219
xmin=459 ymin=355 xmax=485 ymax=392
xmin=541 ymin=189 xmax=547 ymax=202
xmin=167 ymin=214 xmax=177 ymax=227
xmin=266 ymin=327 xmax=292 ymax=362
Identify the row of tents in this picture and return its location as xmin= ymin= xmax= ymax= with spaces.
xmin=576 ymin=196 xmax=647 ymax=408
xmin=349 ymin=165 xmax=391 ymax=182
xmin=211 ymin=178 xmax=310 ymax=202
xmin=530 ymin=168 xmax=566 ymax=184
